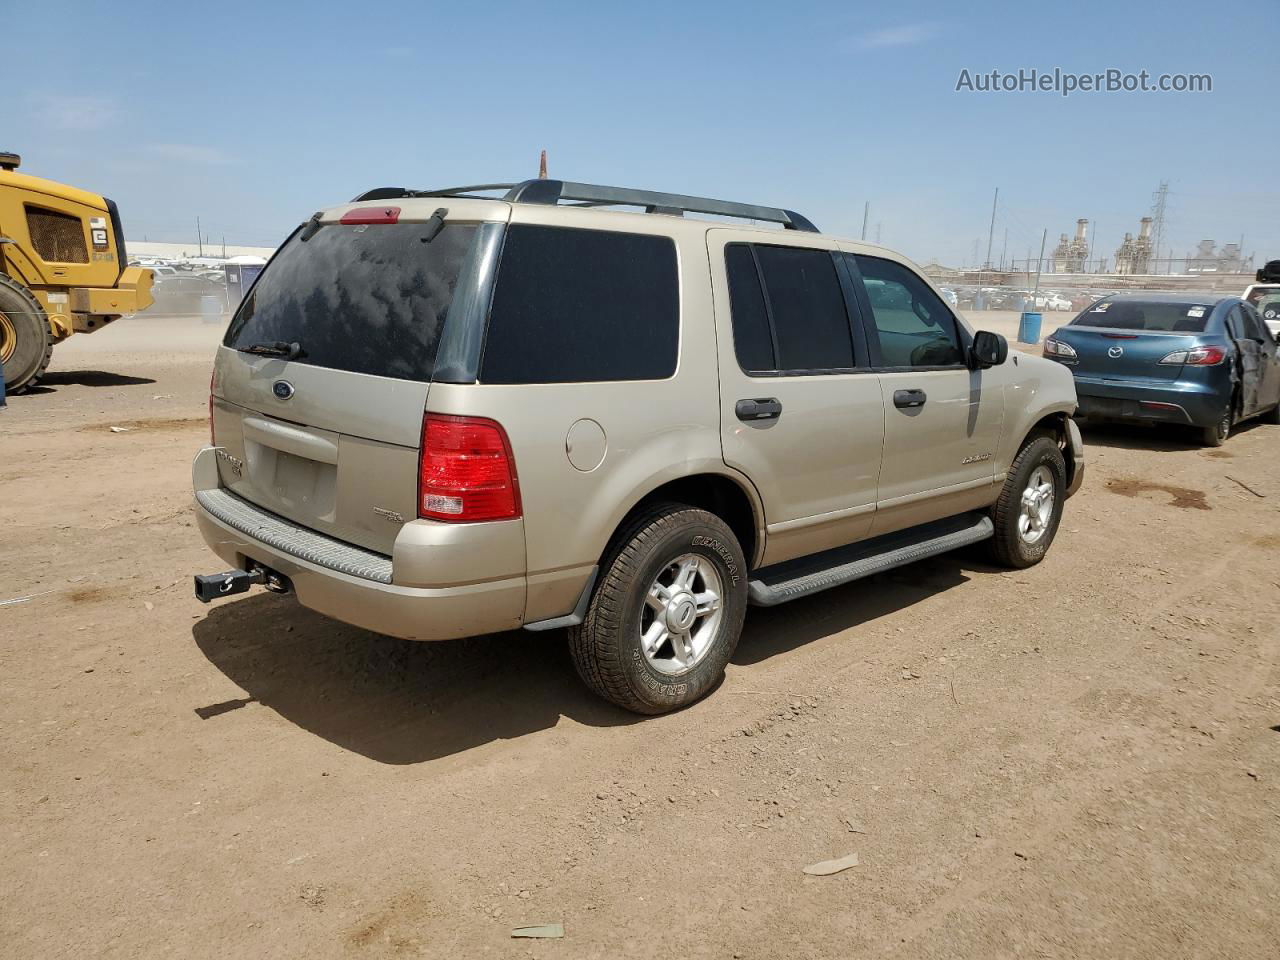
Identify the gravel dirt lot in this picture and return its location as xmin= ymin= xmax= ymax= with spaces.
xmin=2 ymin=313 xmax=1278 ymax=959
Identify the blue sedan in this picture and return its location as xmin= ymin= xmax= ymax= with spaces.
xmin=1043 ymin=293 xmax=1280 ymax=446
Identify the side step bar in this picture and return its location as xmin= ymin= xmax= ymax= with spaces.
xmin=747 ymin=512 xmax=994 ymax=607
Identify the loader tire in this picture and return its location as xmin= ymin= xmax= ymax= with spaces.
xmin=0 ymin=276 xmax=53 ymax=394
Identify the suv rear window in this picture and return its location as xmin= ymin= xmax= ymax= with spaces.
xmin=224 ymin=222 xmax=477 ymax=381
xmin=480 ymin=225 xmax=678 ymax=384
xmin=1071 ymin=300 xmax=1212 ymax=333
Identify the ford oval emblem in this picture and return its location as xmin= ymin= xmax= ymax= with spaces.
xmin=272 ymin=380 xmax=295 ymax=400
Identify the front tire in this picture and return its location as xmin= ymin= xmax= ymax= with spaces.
xmin=568 ymin=503 xmax=748 ymax=715
xmin=0 ymin=276 xmax=54 ymax=395
xmin=989 ymin=436 xmax=1066 ymax=568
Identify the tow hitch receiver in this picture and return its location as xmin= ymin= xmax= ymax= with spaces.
xmin=193 ymin=568 xmax=265 ymax=603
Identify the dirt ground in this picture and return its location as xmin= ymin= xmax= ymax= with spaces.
xmin=2 ymin=314 xmax=1278 ymax=959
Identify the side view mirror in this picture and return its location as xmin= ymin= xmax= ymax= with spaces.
xmin=970 ymin=330 xmax=1008 ymax=369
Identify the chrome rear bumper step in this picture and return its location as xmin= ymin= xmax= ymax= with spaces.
xmin=747 ymin=512 xmax=994 ymax=607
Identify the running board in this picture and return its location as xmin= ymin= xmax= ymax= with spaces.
xmin=747 ymin=512 xmax=994 ymax=607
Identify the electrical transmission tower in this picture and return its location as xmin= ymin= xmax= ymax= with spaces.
xmin=1149 ymin=181 xmax=1169 ymax=274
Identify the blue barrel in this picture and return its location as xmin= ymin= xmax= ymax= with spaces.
xmin=1018 ymin=311 xmax=1042 ymax=344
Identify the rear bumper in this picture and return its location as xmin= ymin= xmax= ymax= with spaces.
xmin=1072 ymin=375 xmax=1226 ymax=428
xmin=192 ymin=447 xmax=525 ymax=641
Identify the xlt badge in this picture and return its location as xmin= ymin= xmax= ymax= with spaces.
xmin=961 ymin=452 xmax=992 ymax=465
xmin=215 ymin=448 xmax=244 ymax=475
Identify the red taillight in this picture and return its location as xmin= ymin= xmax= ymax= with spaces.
xmin=1185 ymin=345 xmax=1226 ymax=366
xmin=339 ymin=205 xmax=400 ymax=225
xmin=208 ymin=371 xmax=216 ymax=445
xmin=418 ymin=414 xmax=520 ymax=522
xmin=1159 ymin=345 xmax=1226 ymax=366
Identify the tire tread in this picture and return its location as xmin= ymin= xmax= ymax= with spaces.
xmin=990 ymin=436 xmax=1066 ymax=568
xmin=0 ymin=275 xmax=53 ymax=394
xmin=568 ymin=502 xmax=740 ymax=714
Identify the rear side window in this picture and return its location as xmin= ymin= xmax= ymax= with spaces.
xmin=852 ymin=254 xmax=965 ymax=368
xmin=723 ymin=243 xmax=854 ymax=374
xmin=225 ymin=222 xmax=477 ymax=381
xmin=480 ymin=225 xmax=678 ymax=384
xmin=1071 ymin=300 xmax=1212 ymax=333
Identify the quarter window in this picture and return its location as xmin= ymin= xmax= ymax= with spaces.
xmin=852 ymin=254 xmax=965 ymax=368
xmin=724 ymin=243 xmax=855 ymax=374
xmin=481 ymin=225 xmax=679 ymax=384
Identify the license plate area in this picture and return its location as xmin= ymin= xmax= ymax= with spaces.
xmin=245 ymin=441 xmax=338 ymax=519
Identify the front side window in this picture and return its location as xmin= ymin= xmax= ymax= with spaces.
xmin=852 ymin=254 xmax=964 ymax=368
xmin=480 ymin=225 xmax=678 ymax=384
xmin=723 ymin=243 xmax=855 ymax=374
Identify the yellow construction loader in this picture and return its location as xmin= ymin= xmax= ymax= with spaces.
xmin=0 ymin=152 xmax=153 ymax=393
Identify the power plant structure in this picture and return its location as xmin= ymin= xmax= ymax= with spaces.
xmin=1114 ymin=217 xmax=1154 ymax=275
xmin=1051 ymin=219 xmax=1090 ymax=273
xmin=1185 ymin=240 xmax=1251 ymax=275
xmin=930 ymin=182 xmax=1258 ymax=291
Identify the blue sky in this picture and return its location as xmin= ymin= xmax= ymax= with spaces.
xmin=5 ymin=0 xmax=1276 ymax=268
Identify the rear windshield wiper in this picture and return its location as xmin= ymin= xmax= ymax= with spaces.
xmin=238 ymin=340 xmax=305 ymax=360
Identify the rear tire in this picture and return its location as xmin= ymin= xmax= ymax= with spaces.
xmin=0 ymin=276 xmax=53 ymax=395
xmin=1200 ymin=406 xmax=1232 ymax=447
xmin=989 ymin=436 xmax=1066 ymax=569
xmin=568 ymin=503 xmax=748 ymax=715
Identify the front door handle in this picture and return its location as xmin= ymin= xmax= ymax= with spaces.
xmin=893 ymin=388 xmax=927 ymax=409
xmin=736 ymin=397 xmax=782 ymax=421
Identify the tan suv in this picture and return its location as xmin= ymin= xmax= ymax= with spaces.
xmin=193 ymin=179 xmax=1084 ymax=714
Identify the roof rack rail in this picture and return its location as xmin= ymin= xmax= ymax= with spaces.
xmin=505 ymin=180 xmax=817 ymax=232
xmin=351 ymin=180 xmax=817 ymax=231
xmin=350 ymin=184 xmax=518 ymax=202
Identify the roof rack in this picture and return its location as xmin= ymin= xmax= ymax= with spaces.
xmin=350 ymin=180 xmax=818 ymax=232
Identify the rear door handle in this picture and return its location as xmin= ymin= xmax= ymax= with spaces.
xmin=893 ymin=389 xmax=927 ymax=409
xmin=736 ymin=397 xmax=782 ymax=421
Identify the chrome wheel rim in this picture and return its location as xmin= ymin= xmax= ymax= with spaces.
xmin=1017 ymin=465 xmax=1055 ymax=545
xmin=640 ymin=554 xmax=723 ymax=676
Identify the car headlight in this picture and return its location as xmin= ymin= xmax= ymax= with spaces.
xmin=1043 ymin=338 xmax=1077 ymax=358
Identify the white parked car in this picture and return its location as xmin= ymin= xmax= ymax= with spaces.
xmin=1036 ymin=293 xmax=1072 ymax=311
xmin=1244 ymin=283 xmax=1280 ymax=337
